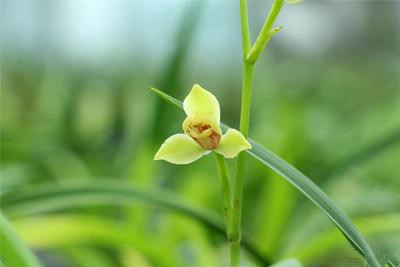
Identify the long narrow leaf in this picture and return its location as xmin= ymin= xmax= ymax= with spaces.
xmin=247 ymin=141 xmax=380 ymax=266
xmin=149 ymin=87 xmax=381 ymax=267
xmin=1 ymin=180 xmax=271 ymax=266
xmin=289 ymin=213 xmax=400 ymax=263
xmin=0 ymin=212 xmax=42 ymax=267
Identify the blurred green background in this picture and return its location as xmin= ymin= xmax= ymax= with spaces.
xmin=1 ymin=1 xmax=399 ymax=266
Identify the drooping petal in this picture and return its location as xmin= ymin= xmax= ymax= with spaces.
xmin=154 ymin=134 xmax=209 ymax=164
xmin=215 ymin=129 xmax=252 ymax=158
xmin=183 ymin=84 xmax=220 ymax=124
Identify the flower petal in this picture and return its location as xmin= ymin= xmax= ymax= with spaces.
xmin=183 ymin=84 xmax=220 ymax=124
xmin=154 ymin=134 xmax=209 ymax=164
xmin=215 ymin=129 xmax=252 ymax=158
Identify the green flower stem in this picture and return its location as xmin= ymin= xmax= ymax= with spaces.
xmin=230 ymin=60 xmax=254 ymax=254
xmin=239 ymin=0 xmax=252 ymax=56
xmin=230 ymin=241 xmax=241 ymax=266
xmin=230 ymin=0 xmax=254 ymax=265
xmin=247 ymin=0 xmax=284 ymax=64
xmin=231 ymin=0 xmax=284 ymax=265
xmin=230 ymin=152 xmax=248 ymax=266
xmin=213 ymin=152 xmax=233 ymax=239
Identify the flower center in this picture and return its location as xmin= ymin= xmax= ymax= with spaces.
xmin=183 ymin=116 xmax=221 ymax=150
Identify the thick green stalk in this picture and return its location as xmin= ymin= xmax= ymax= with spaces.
xmin=213 ymin=152 xmax=233 ymax=239
xmin=247 ymin=0 xmax=284 ymax=64
xmin=239 ymin=0 xmax=252 ymax=54
xmin=230 ymin=0 xmax=254 ymax=265
xmin=231 ymin=0 xmax=285 ymax=266
xmin=230 ymin=62 xmax=254 ymax=266
xmin=230 ymin=242 xmax=241 ymax=266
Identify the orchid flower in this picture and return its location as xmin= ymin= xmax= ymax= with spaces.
xmin=154 ymin=84 xmax=252 ymax=164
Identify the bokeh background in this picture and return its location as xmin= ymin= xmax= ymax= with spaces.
xmin=1 ymin=1 xmax=400 ymax=266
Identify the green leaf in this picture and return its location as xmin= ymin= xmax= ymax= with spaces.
xmin=150 ymin=87 xmax=184 ymax=109
xmin=149 ymin=87 xmax=381 ymax=267
xmin=289 ymin=213 xmax=400 ymax=263
xmin=0 ymin=212 xmax=42 ymax=267
xmin=247 ymin=141 xmax=380 ymax=266
xmin=1 ymin=180 xmax=271 ymax=266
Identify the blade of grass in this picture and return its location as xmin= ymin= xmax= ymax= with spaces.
xmin=149 ymin=87 xmax=381 ymax=267
xmin=1 ymin=180 xmax=271 ymax=266
xmin=0 ymin=212 xmax=42 ymax=267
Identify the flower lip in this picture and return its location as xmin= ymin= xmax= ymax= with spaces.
xmin=183 ymin=115 xmax=222 ymax=150
xmin=190 ymin=128 xmax=221 ymax=150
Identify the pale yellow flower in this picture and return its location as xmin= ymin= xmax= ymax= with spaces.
xmin=154 ymin=84 xmax=251 ymax=164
